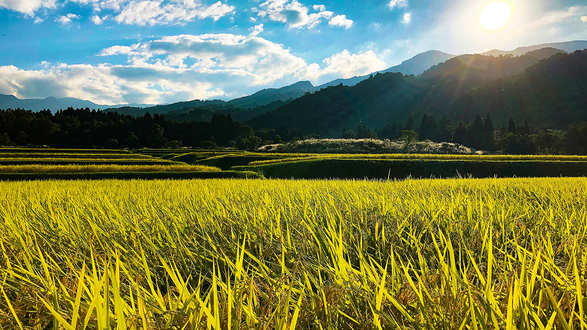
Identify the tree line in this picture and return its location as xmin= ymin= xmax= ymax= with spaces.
xmin=1 ymin=108 xmax=587 ymax=154
xmin=0 ymin=108 xmax=302 ymax=150
xmin=340 ymin=113 xmax=587 ymax=155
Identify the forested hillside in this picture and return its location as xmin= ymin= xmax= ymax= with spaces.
xmin=246 ymin=50 xmax=587 ymax=135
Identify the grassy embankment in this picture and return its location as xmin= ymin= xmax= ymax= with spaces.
xmin=171 ymin=152 xmax=587 ymax=179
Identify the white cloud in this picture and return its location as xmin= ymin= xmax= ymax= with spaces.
xmin=581 ymin=16 xmax=587 ymax=22
xmin=0 ymin=33 xmax=387 ymax=105
xmin=34 ymin=17 xmax=44 ymax=23
xmin=249 ymin=23 xmax=264 ymax=37
xmin=99 ymin=43 xmax=146 ymax=56
xmin=402 ymin=13 xmax=411 ymax=24
xmin=329 ymin=15 xmax=352 ymax=29
xmin=254 ymin=0 xmax=350 ymax=29
xmin=312 ymin=4 xmax=325 ymax=12
xmin=114 ymin=0 xmax=234 ymax=25
xmin=388 ymin=0 xmax=407 ymax=10
xmin=56 ymin=13 xmax=80 ymax=25
xmin=91 ymin=15 xmax=104 ymax=24
xmin=521 ymin=6 xmax=587 ymax=30
xmin=0 ymin=0 xmax=56 ymax=16
xmin=303 ymin=50 xmax=387 ymax=82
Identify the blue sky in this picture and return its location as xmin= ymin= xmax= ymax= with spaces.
xmin=0 ymin=0 xmax=586 ymax=105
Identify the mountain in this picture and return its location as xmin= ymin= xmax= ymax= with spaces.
xmin=482 ymin=40 xmax=587 ymax=57
xmin=246 ymin=49 xmax=587 ymax=135
xmin=0 ymin=95 xmax=105 ymax=111
xmin=228 ymin=81 xmax=316 ymax=109
xmin=108 ymin=81 xmax=316 ymax=118
xmin=381 ymin=50 xmax=456 ymax=75
xmin=317 ymin=50 xmax=455 ymax=89
xmin=110 ymin=99 xmax=228 ymax=117
xmin=0 ymin=94 xmax=155 ymax=112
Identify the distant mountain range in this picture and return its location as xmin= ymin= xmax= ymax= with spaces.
xmin=481 ymin=40 xmax=587 ymax=57
xmin=1 ymin=40 xmax=586 ymax=119
xmin=0 ymin=94 xmax=151 ymax=112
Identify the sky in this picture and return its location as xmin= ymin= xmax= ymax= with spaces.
xmin=0 ymin=0 xmax=586 ymax=105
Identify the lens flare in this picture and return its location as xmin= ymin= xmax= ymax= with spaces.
xmin=480 ymin=2 xmax=512 ymax=30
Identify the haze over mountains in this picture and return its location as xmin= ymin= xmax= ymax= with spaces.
xmin=1 ymin=40 xmax=586 ymax=134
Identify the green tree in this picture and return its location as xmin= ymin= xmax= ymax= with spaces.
xmin=453 ymin=122 xmax=467 ymax=145
xmin=404 ymin=116 xmax=414 ymax=131
xmin=149 ymin=124 xmax=168 ymax=148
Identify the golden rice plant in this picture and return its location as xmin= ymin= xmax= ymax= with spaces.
xmin=0 ymin=178 xmax=586 ymax=329
xmin=0 ymin=164 xmax=220 ymax=173
xmin=0 ymin=153 xmax=154 ymax=159
xmin=0 ymin=157 xmax=174 ymax=164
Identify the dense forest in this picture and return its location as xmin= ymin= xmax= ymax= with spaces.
xmin=1 ymin=107 xmax=587 ymax=154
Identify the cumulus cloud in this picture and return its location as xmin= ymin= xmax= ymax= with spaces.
xmin=56 ymin=13 xmax=80 ymax=25
xmin=0 ymin=33 xmax=386 ymax=105
xmin=402 ymin=13 xmax=411 ymax=24
xmin=254 ymin=0 xmax=352 ymax=29
xmin=114 ymin=0 xmax=234 ymax=25
xmin=329 ymin=15 xmax=352 ymax=29
xmin=582 ymin=16 xmax=587 ymax=22
xmin=0 ymin=0 xmax=56 ymax=16
xmin=62 ymin=0 xmax=235 ymax=25
xmin=304 ymin=50 xmax=386 ymax=82
xmin=249 ymin=23 xmax=264 ymax=37
xmin=91 ymin=15 xmax=104 ymax=24
xmin=388 ymin=0 xmax=407 ymax=10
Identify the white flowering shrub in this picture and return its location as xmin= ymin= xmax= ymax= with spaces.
xmin=259 ymin=139 xmax=476 ymax=154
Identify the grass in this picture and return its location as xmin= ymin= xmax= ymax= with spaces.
xmin=1 ymin=177 xmax=586 ymax=328
xmin=0 ymin=153 xmax=154 ymax=159
xmin=248 ymin=153 xmax=587 ymax=166
xmin=237 ymin=158 xmax=587 ymax=180
xmin=0 ymin=157 xmax=176 ymax=165
xmin=0 ymin=148 xmax=131 ymax=154
xmin=0 ymin=164 xmax=220 ymax=173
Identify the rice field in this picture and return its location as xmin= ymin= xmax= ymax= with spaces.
xmin=0 ymin=164 xmax=220 ymax=174
xmin=1 ymin=177 xmax=586 ymax=329
xmin=0 ymin=157 xmax=174 ymax=165
xmin=246 ymin=153 xmax=587 ymax=166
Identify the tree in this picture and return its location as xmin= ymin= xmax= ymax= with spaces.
xmin=16 ymin=131 xmax=27 ymax=145
xmin=453 ymin=122 xmax=467 ymax=145
xmin=104 ymin=138 xmax=119 ymax=149
xmin=125 ymin=132 xmax=141 ymax=149
xmin=149 ymin=124 xmax=168 ymax=148
xmin=507 ymin=117 xmax=517 ymax=134
xmin=481 ymin=114 xmax=496 ymax=152
xmin=399 ymin=130 xmax=418 ymax=143
xmin=0 ymin=132 xmax=12 ymax=146
xmin=419 ymin=114 xmax=439 ymax=141
xmin=438 ymin=115 xmax=452 ymax=142
xmin=341 ymin=129 xmax=357 ymax=139
xmin=484 ymin=114 xmax=494 ymax=133
xmin=520 ymin=119 xmax=531 ymax=135
xmin=404 ymin=116 xmax=414 ymax=131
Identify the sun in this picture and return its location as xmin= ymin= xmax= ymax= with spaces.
xmin=480 ymin=1 xmax=512 ymax=30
